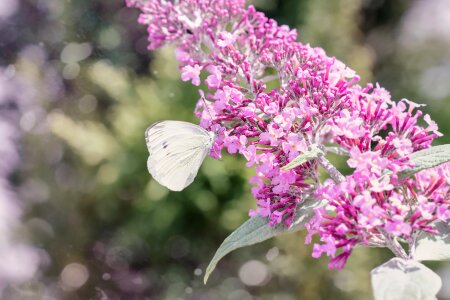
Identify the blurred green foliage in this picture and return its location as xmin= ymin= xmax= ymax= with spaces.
xmin=4 ymin=0 xmax=450 ymax=299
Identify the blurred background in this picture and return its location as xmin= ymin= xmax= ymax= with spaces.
xmin=1 ymin=0 xmax=450 ymax=299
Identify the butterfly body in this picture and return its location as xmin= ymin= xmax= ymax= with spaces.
xmin=145 ymin=120 xmax=215 ymax=191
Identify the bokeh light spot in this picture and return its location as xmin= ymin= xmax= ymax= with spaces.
xmin=99 ymin=27 xmax=122 ymax=50
xmin=60 ymin=263 xmax=89 ymax=291
xmin=238 ymin=260 xmax=270 ymax=286
xmin=60 ymin=43 xmax=92 ymax=64
xmin=63 ymin=63 xmax=80 ymax=80
xmin=265 ymin=246 xmax=279 ymax=261
xmin=227 ymin=289 xmax=254 ymax=300
xmin=19 ymin=111 xmax=36 ymax=131
xmin=102 ymin=273 xmax=111 ymax=281
xmin=0 ymin=0 xmax=18 ymax=19
xmin=194 ymin=268 xmax=203 ymax=276
xmin=78 ymin=95 xmax=98 ymax=114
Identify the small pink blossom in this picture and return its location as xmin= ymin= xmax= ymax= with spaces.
xmin=312 ymin=236 xmax=337 ymax=258
xmin=402 ymin=99 xmax=426 ymax=113
xmin=369 ymin=176 xmax=394 ymax=193
xmin=242 ymin=145 xmax=257 ymax=167
xmin=272 ymin=171 xmax=296 ymax=194
xmin=424 ymin=114 xmax=442 ymax=136
xmin=329 ymin=60 xmax=357 ymax=84
xmin=347 ymin=148 xmax=388 ymax=176
xmin=392 ymin=138 xmax=413 ymax=156
xmin=273 ymin=107 xmax=297 ymax=131
xmin=332 ymin=110 xmax=365 ymax=139
xmin=215 ymin=85 xmax=245 ymax=104
xmin=239 ymin=102 xmax=257 ymax=118
xmin=417 ymin=196 xmax=436 ymax=220
xmin=249 ymin=198 xmax=271 ymax=218
xmin=260 ymin=123 xmax=284 ymax=146
xmin=256 ymin=152 xmax=277 ymax=176
xmin=216 ymin=31 xmax=236 ymax=47
xmin=385 ymin=215 xmax=412 ymax=237
xmin=229 ymin=135 xmax=247 ymax=154
xmin=282 ymin=133 xmax=307 ymax=161
xmin=175 ymin=47 xmax=190 ymax=63
xmin=263 ymin=102 xmax=279 ymax=115
xmin=181 ymin=64 xmax=202 ymax=86
xmin=358 ymin=206 xmax=384 ymax=228
xmin=205 ymin=66 xmax=222 ymax=89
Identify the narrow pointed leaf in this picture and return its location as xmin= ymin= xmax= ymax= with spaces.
xmin=414 ymin=220 xmax=450 ymax=261
xmin=399 ymin=144 xmax=450 ymax=179
xmin=281 ymin=144 xmax=324 ymax=170
xmin=203 ymin=197 xmax=322 ymax=283
xmin=371 ymin=258 xmax=442 ymax=300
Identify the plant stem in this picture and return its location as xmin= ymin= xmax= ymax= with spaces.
xmin=317 ymin=155 xmax=346 ymax=183
xmin=380 ymin=229 xmax=408 ymax=259
xmin=325 ymin=146 xmax=350 ymax=156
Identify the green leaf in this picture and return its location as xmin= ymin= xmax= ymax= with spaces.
xmin=203 ymin=197 xmax=322 ymax=283
xmin=281 ymin=144 xmax=324 ymax=171
xmin=414 ymin=219 xmax=450 ymax=261
xmin=371 ymin=258 xmax=442 ymax=300
xmin=399 ymin=144 xmax=450 ymax=178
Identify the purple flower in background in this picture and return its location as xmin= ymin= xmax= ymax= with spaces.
xmin=0 ymin=67 xmax=40 ymax=291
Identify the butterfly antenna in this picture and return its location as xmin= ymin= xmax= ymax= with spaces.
xmin=201 ymin=95 xmax=214 ymax=123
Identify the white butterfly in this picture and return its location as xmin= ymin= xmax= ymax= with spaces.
xmin=145 ymin=120 xmax=216 ymax=191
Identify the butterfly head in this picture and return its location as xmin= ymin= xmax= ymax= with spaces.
xmin=207 ymin=131 xmax=216 ymax=148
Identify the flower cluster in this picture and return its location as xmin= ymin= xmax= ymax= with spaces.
xmin=306 ymin=97 xmax=448 ymax=267
xmin=127 ymin=0 xmax=449 ymax=269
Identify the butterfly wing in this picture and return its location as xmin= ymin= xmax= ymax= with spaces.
xmin=145 ymin=120 xmax=214 ymax=191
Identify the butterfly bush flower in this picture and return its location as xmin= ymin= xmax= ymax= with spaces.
xmin=127 ymin=0 xmax=449 ymax=268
